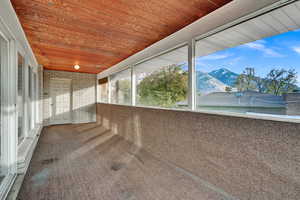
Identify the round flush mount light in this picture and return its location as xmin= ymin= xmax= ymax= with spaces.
xmin=74 ymin=64 xmax=80 ymax=70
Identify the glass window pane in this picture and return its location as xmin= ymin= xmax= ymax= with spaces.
xmin=100 ymin=83 xmax=108 ymax=103
xmin=33 ymin=73 xmax=37 ymax=124
xmin=0 ymin=34 xmax=3 ymax=183
xmin=195 ymin=27 xmax=300 ymax=117
xmin=135 ymin=45 xmax=188 ymax=108
xmin=110 ymin=68 xmax=131 ymax=105
xmin=98 ymin=78 xmax=108 ymax=103
xmin=0 ymin=33 xmax=8 ymax=184
xmin=28 ymin=66 xmax=32 ymax=131
xmin=17 ymin=54 xmax=25 ymax=144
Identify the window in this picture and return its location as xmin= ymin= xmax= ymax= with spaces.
xmin=0 ymin=31 xmax=7 ymax=185
xmin=195 ymin=16 xmax=300 ymax=117
xmin=28 ymin=66 xmax=33 ymax=131
xmin=98 ymin=77 xmax=108 ymax=103
xmin=99 ymin=1 xmax=300 ymax=121
xmin=0 ymin=30 xmax=14 ymax=190
xmin=33 ymin=73 xmax=38 ymax=124
xmin=17 ymin=53 xmax=25 ymax=144
xmin=110 ymin=68 xmax=131 ymax=105
xmin=135 ymin=45 xmax=188 ymax=108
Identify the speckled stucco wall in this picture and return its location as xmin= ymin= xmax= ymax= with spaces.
xmin=96 ymin=103 xmax=300 ymax=200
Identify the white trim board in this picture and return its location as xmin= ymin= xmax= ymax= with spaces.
xmin=97 ymin=0 xmax=291 ymax=79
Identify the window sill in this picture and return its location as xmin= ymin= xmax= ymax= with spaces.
xmin=195 ymin=109 xmax=300 ymax=124
xmin=17 ymin=124 xmax=42 ymax=172
xmin=99 ymin=103 xmax=300 ymax=124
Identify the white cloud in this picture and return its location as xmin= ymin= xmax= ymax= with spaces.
xmin=292 ymin=47 xmax=300 ymax=54
xmin=227 ymin=57 xmax=243 ymax=66
xmin=244 ymin=40 xmax=283 ymax=57
xmin=195 ymin=59 xmax=207 ymax=66
xmin=200 ymin=53 xmax=232 ymax=60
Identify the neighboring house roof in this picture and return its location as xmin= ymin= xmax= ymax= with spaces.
xmin=198 ymin=91 xmax=286 ymax=108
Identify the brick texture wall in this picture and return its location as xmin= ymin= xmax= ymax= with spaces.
xmin=43 ymin=70 xmax=96 ymax=125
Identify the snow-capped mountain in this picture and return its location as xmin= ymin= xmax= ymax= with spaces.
xmin=196 ymin=71 xmax=228 ymax=94
xmin=208 ymin=68 xmax=239 ymax=87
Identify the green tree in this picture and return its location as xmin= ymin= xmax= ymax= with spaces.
xmin=117 ymin=79 xmax=131 ymax=104
xmin=265 ymin=68 xmax=297 ymax=96
xmin=137 ymin=64 xmax=188 ymax=107
xmin=235 ymin=67 xmax=256 ymax=92
xmin=225 ymin=86 xmax=232 ymax=92
xmin=254 ymin=77 xmax=267 ymax=93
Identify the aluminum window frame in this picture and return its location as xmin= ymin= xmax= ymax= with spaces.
xmin=16 ymin=43 xmax=26 ymax=146
xmin=109 ymin=67 xmax=132 ymax=106
xmin=98 ymin=77 xmax=109 ymax=103
xmin=133 ymin=43 xmax=189 ymax=110
xmin=27 ymin=65 xmax=39 ymax=134
xmin=193 ymin=0 xmax=300 ymax=120
xmin=0 ymin=19 xmax=17 ymax=200
xmin=33 ymin=72 xmax=38 ymax=126
xmin=100 ymin=0 xmax=300 ymax=123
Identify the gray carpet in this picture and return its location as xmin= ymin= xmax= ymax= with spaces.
xmin=17 ymin=123 xmax=227 ymax=200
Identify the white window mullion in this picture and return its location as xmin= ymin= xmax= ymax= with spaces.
xmin=97 ymin=79 xmax=101 ymax=103
xmin=34 ymin=73 xmax=38 ymax=126
xmin=30 ymin=68 xmax=34 ymax=131
xmin=108 ymin=76 xmax=111 ymax=104
xmin=23 ymin=63 xmax=29 ymax=137
xmin=188 ymin=39 xmax=196 ymax=111
xmin=36 ymin=72 xmax=39 ymax=125
xmin=38 ymin=65 xmax=43 ymax=124
xmin=131 ymin=66 xmax=136 ymax=106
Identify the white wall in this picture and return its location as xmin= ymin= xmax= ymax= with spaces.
xmin=43 ymin=70 xmax=97 ymax=125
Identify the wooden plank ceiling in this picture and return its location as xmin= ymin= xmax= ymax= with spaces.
xmin=12 ymin=0 xmax=231 ymax=74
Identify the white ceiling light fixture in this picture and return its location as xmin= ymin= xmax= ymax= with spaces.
xmin=74 ymin=64 xmax=80 ymax=70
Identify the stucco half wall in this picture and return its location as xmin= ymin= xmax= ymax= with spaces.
xmin=96 ymin=103 xmax=300 ymax=200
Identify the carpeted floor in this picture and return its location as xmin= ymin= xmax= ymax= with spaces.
xmin=18 ymin=123 xmax=228 ymax=200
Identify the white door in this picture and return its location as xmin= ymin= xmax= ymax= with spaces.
xmin=50 ymin=78 xmax=72 ymax=125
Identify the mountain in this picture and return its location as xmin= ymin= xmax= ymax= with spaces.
xmin=209 ymin=68 xmax=239 ymax=87
xmin=196 ymin=71 xmax=228 ymax=94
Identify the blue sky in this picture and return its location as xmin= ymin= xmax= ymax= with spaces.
xmin=196 ymin=29 xmax=300 ymax=86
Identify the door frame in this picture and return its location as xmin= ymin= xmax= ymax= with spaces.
xmin=49 ymin=78 xmax=73 ymax=125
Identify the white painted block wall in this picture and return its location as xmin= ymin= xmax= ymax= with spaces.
xmin=43 ymin=70 xmax=97 ymax=125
